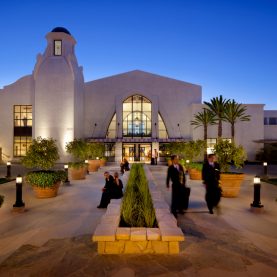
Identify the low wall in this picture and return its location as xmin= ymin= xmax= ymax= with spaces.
xmin=92 ymin=166 xmax=185 ymax=254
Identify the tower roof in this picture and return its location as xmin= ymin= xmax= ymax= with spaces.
xmin=51 ymin=27 xmax=71 ymax=35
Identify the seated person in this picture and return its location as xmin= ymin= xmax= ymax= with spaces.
xmin=120 ymin=158 xmax=130 ymax=174
xmin=112 ymin=172 xmax=123 ymax=199
xmin=97 ymin=171 xmax=115 ymax=208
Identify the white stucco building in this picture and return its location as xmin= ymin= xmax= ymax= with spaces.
xmin=0 ymin=27 xmax=276 ymax=163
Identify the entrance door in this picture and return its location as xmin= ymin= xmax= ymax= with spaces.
xmin=122 ymin=143 xmax=152 ymax=163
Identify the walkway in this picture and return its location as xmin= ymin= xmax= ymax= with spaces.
xmin=0 ymin=164 xmax=276 ymax=276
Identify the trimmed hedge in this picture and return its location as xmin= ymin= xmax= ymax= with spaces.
xmin=121 ymin=164 xmax=156 ymax=228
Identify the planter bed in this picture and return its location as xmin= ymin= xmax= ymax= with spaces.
xmin=92 ymin=165 xmax=184 ymax=254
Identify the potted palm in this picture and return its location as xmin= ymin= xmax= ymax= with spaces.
xmin=214 ymin=139 xmax=246 ymax=197
xmin=66 ymin=139 xmax=87 ymax=180
xmin=22 ymin=137 xmax=67 ymax=198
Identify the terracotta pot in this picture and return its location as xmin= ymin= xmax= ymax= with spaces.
xmin=32 ymin=182 xmax=60 ymax=198
xmin=69 ymin=167 xmax=86 ymax=180
xmin=100 ymin=159 xmax=106 ymax=167
xmin=189 ymin=168 xmax=202 ymax=180
xmin=220 ymin=173 xmax=245 ymax=197
xmin=88 ymin=159 xmax=100 ymax=172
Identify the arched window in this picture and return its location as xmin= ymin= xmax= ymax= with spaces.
xmin=123 ymin=95 xmax=152 ymax=137
xmin=158 ymin=113 xmax=168 ymax=139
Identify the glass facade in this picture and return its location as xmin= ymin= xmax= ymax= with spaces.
xmin=13 ymin=105 xmax=32 ymax=157
xmin=123 ymin=95 xmax=151 ymax=137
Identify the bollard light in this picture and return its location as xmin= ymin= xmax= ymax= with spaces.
xmin=263 ymin=162 xmax=268 ymax=179
xmin=96 ymin=157 xmax=99 ymax=160
xmin=13 ymin=174 xmax=25 ymax=212
xmin=186 ymin=160 xmax=190 ymax=164
xmin=64 ymin=164 xmax=70 ymax=185
xmin=6 ymin=161 xmax=11 ymax=179
xmin=251 ymin=176 xmax=264 ymax=210
xmin=85 ymin=160 xmax=89 ymax=175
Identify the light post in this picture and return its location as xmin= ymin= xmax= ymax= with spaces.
xmin=263 ymin=162 xmax=268 ymax=179
xmin=85 ymin=160 xmax=89 ymax=175
xmin=64 ymin=164 xmax=70 ymax=185
xmin=13 ymin=175 xmax=25 ymax=212
xmin=6 ymin=161 xmax=11 ymax=179
xmin=250 ymin=176 xmax=264 ymax=212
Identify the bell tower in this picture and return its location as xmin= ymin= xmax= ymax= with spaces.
xmin=33 ymin=27 xmax=84 ymax=161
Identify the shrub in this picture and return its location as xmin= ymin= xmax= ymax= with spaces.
xmin=26 ymin=170 xmax=67 ymax=188
xmin=66 ymin=139 xmax=88 ymax=161
xmin=21 ymin=137 xmax=59 ymax=170
xmin=121 ymin=164 xmax=156 ymax=227
xmin=188 ymin=162 xmax=203 ymax=171
xmin=214 ymin=139 xmax=247 ymax=172
xmin=87 ymin=143 xmax=105 ymax=159
xmin=68 ymin=161 xmax=86 ymax=169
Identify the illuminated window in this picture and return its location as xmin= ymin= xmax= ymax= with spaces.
xmin=14 ymin=105 xmax=32 ymax=157
xmin=207 ymin=138 xmax=217 ymax=154
xmin=158 ymin=113 xmax=168 ymax=139
xmin=106 ymin=114 xmax=117 ymax=138
xmin=14 ymin=105 xmax=32 ymax=127
xmin=54 ymin=40 xmax=62 ymax=56
xmin=123 ymin=95 xmax=151 ymax=137
xmin=14 ymin=136 xmax=32 ymax=157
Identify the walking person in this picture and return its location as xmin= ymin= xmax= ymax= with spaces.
xmin=113 ymin=172 xmax=123 ymax=199
xmin=166 ymin=155 xmax=188 ymax=217
xmin=202 ymin=154 xmax=222 ymax=214
xmin=97 ymin=171 xmax=115 ymax=208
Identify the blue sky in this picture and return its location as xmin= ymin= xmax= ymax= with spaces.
xmin=0 ymin=0 xmax=276 ymax=109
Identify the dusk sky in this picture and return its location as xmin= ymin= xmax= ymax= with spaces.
xmin=1 ymin=0 xmax=276 ymax=109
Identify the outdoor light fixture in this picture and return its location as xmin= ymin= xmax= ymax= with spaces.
xmin=96 ymin=157 xmax=99 ymax=160
xmin=16 ymin=176 xmax=22 ymax=183
xmin=6 ymin=161 xmax=11 ymax=179
xmin=186 ymin=160 xmax=190 ymax=164
xmin=85 ymin=160 xmax=89 ymax=175
xmin=263 ymin=162 xmax=268 ymax=179
xmin=250 ymin=176 xmax=264 ymax=211
xmin=64 ymin=164 xmax=70 ymax=185
xmin=13 ymin=174 xmax=25 ymax=212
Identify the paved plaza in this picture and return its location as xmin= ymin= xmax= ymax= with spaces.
xmin=0 ymin=164 xmax=276 ymax=276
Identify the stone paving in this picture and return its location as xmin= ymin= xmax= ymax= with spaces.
xmin=0 ymin=164 xmax=276 ymax=276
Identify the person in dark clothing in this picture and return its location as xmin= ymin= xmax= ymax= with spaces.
xmin=97 ymin=171 xmax=115 ymax=208
xmin=113 ymin=172 xmax=123 ymax=199
xmin=120 ymin=158 xmax=130 ymax=174
xmin=202 ymin=154 xmax=222 ymax=214
xmin=166 ymin=155 xmax=187 ymax=217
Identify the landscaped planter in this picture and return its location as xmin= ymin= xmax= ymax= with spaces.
xmin=88 ymin=160 xmax=100 ymax=172
xmin=69 ymin=167 xmax=86 ymax=180
xmin=92 ymin=165 xmax=185 ymax=254
xmin=220 ymin=173 xmax=245 ymax=197
xmin=32 ymin=182 xmax=60 ymax=198
xmin=189 ymin=168 xmax=202 ymax=180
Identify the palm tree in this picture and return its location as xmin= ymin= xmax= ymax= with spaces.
xmin=191 ymin=108 xmax=217 ymax=159
xmin=223 ymin=100 xmax=251 ymax=143
xmin=204 ymin=95 xmax=229 ymax=139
